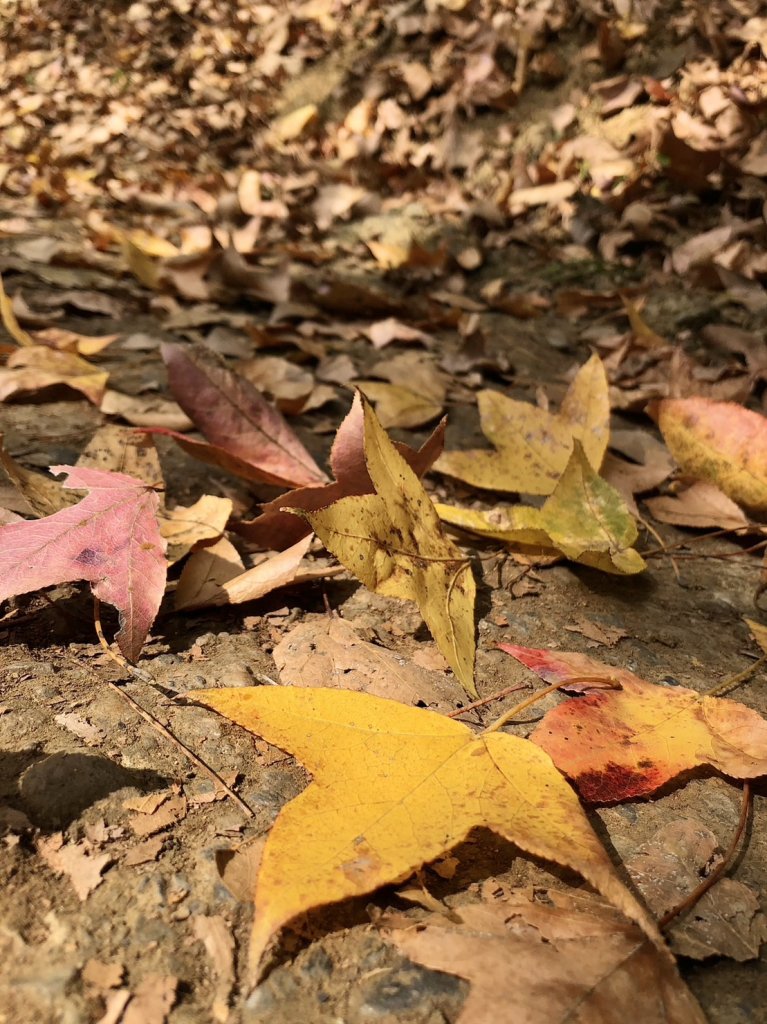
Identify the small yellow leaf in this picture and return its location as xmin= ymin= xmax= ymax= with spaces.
xmin=294 ymin=394 xmax=477 ymax=694
xmin=435 ymin=354 xmax=609 ymax=495
xmin=271 ymin=104 xmax=318 ymax=143
xmin=437 ymin=442 xmax=645 ymax=575
xmin=194 ymin=686 xmax=666 ymax=979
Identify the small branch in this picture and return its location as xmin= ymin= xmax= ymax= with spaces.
xmin=659 ymin=782 xmax=751 ymax=930
xmin=105 ymin=680 xmax=255 ymax=819
xmin=91 ymin=597 xmax=255 ymax=818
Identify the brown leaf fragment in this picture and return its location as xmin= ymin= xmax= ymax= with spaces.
xmin=101 ymin=390 xmax=194 ymax=431
xmin=129 ymin=792 xmax=187 ymax=838
xmin=122 ymin=973 xmax=177 ymax=1024
xmin=645 ymin=482 xmax=751 ymax=531
xmin=77 ymin=424 xmax=163 ymax=491
xmin=272 ymin=616 xmax=459 ymax=709
xmin=215 ymin=836 xmax=265 ymax=904
xmin=192 ymin=916 xmax=235 ymax=1023
xmin=123 ymin=836 xmax=164 ymax=867
xmin=82 ymin=959 xmax=124 ymax=992
xmin=627 ymin=819 xmax=767 ymax=961
xmin=0 ymin=346 xmax=108 ymax=405
xmin=391 ymin=889 xmax=705 ymax=1024
xmin=37 ymin=833 xmax=112 ymax=900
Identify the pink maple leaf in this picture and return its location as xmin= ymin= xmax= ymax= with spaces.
xmin=0 ymin=466 xmax=167 ymax=661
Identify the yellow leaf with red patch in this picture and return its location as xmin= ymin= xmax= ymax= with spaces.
xmin=501 ymin=644 xmax=767 ymax=802
xmin=193 ymin=686 xmax=665 ymax=980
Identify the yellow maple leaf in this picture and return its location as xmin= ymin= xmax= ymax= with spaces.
xmin=194 ymin=686 xmax=666 ymax=980
xmin=435 ymin=353 xmax=609 ymax=495
xmin=290 ymin=393 xmax=477 ymax=695
xmin=437 ymin=442 xmax=645 ymax=574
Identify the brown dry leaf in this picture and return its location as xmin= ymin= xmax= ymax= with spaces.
xmin=36 ymin=833 xmax=112 ymax=901
xmin=508 ymin=180 xmax=577 ymax=215
xmin=122 ymin=974 xmax=177 ymax=1024
xmin=32 ymin=327 xmax=119 ymax=357
xmin=564 ymin=618 xmax=628 ymax=648
xmin=312 ymin=183 xmax=367 ymax=231
xmin=364 ymin=318 xmax=433 ymax=350
xmin=215 ymin=836 xmax=265 ymax=904
xmin=645 ymin=482 xmax=751 ymax=531
xmin=101 ymin=389 xmax=194 ymax=431
xmin=192 ymin=916 xmax=235 ymax=1023
xmin=238 ymin=356 xmax=315 ymax=415
xmin=435 ymin=354 xmax=609 ymax=495
xmin=272 ymin=616 xmax=459 ymax=709
xmin=175 ymin=535 xmax=332 ymax=611
xmin=0 ymin=346 xmax=109 ymax=405
xmin=123 ymin=836 xmax=164 ymax=867
xmin=0 ymin=432 xmax=75 ymax=516
xmin=77 ymin=424 xmax=163 ymax=490
xmin=158 ymin=495 xmax=233 ymax=564
xmin=627 ymin=819 xmax=767 ymax=961
xmin=391 ymin=890 xmax=705 ymax=1024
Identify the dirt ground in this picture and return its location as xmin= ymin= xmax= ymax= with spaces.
xmin=1 ymin=267 xmax=765 ymax=1024
xmin=2 ymin=1 xmax=767 ymax=1021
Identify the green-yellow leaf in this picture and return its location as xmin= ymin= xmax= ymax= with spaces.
xmin=194 ymin=686 xmax=667 ymax=980
xmin=437 ymin=442 xmax=645 ymax=575
xmin=292 ymin=393 xmax=477 ymax=695
xmin=435 ymin=353 xmax=609 ymax=495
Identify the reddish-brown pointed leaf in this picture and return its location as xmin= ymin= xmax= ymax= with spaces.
xmin=500 ymin=643 xmax=767 ymax=801
xmin=0 ymin=466 xmax=167 ymax=661
xmin=160 ymin=342 xmax=327 ymax=488
xmin=238 ymin=390 xmax=446 ymax=549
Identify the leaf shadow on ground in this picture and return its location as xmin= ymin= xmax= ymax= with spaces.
xmin=0 ymin=748 xmax=168 ymax=831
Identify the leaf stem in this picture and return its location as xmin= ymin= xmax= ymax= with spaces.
xmin=481 ymin=675 xmax=621 ymax=734
xmin=703 ymin=653 xmax=767 ymax=697
xmin=659 ymin=782 xmax=751 ymax=929
xmin=445 ymin=683 xmax=530 ymax=720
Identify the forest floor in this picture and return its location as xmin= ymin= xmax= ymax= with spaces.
xmin=1 ymin=2 xmax=767 ymax=1022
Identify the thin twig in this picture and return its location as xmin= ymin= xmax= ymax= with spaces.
xmin=659 ymin=782 xmax=751 ymax=929
xmin=105 ymin=680 xmax=255 ymax=819
xmin=91 ymin=597 xmax=255 ymax=817
xmin=446 ymin=683 xmax=530 ymax=719
xmin=641 ymin=525 xmax=756 ymax=558
xmin=703 ymin=653 xmax=767 ymax=698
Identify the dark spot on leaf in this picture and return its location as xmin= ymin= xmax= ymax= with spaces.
xmin=575 ymin=761 xmax=664 ymax=802
xmin=74 ymin=548 xmax=101 ymax=566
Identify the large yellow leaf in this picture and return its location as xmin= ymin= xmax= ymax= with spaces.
xmin=435 ymin=353 xmax=609 ymax=495
xmin=437 ymin=443 xmax=645 ymax=574
xmin=292 ymin=394 xmax=477 ymax=695
xmin=194 ymin=686 xmax=666 ymax=979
